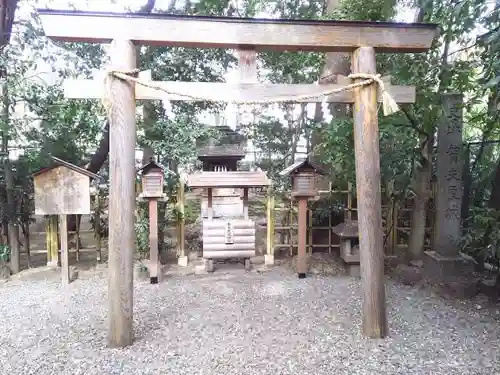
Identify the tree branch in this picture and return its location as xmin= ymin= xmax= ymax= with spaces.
xmin=139 ymin=0 xmax=156 ymax=12
xmin=399 ymin=105 xmax=427 ymax=136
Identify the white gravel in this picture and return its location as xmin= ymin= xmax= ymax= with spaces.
xmin=0 ymin=266 xmax=498 ymax=375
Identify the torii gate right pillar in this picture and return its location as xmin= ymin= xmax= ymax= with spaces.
xmin=352 ymin=47 xmax=387 ymax=338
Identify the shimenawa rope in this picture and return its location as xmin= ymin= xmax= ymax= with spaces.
xmin=102 ymin=69 xmax=400 ymax=116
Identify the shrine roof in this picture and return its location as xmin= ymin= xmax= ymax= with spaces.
xmin=33 ymin=156 xmax=101 ymax=180
xmin=279 ymin=157 xmax=327 ymax=176
xmin=197 ymin=144 xmax=246 ymax=159
xmin=137 ymin=159 xmax=165 ymax=174
xmin=332 ymin=221 xmax=359 ymax=238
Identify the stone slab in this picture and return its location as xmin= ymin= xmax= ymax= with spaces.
xmin=424 ymin=250 xmax=471 ymax=281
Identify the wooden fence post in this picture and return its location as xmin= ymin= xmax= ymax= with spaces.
xmin=75 ymin=215 xmax=80 ymax=262
xmin=265 ymin=186 xmax=275 ymax=265
xmin=177 ymin=177 xmax=187 ymax=267
xmin=59 ymin=214 xmax=70 ymax=285
xmin=149 ymin=199 xmax=159 ymax=283
xmin=347 ymin=182 xmax=353 ymax=221
xmin=95 ymin=193 xmax=102 ymax=263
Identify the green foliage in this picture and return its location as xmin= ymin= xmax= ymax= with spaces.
xmin=0 ymin=244 xmax=10 ymax=262
xmin=461 ymin=207 xmax=500 ymax=264
xmin=135 ymin=202 xmax=150 ymax=260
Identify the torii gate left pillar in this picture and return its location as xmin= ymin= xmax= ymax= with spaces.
xmin=106 ymin=39 xmax=137 ymax=347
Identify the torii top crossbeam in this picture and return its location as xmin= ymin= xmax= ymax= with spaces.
xmin=38 ymin=9 xmax=437 ymax=53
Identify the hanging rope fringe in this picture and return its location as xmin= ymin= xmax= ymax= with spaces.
xmin=103 ymin=69 xmax=400 ymax=116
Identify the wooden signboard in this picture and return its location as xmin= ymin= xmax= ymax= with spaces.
xmin=225 ymin=221 xmax=234 ymax=244
xmin=33 ymin=157 xmax=100 ymax=285
xmin=34 ymin=166 xmax=92 ymax=215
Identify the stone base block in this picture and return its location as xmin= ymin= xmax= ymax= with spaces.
xmin=244 ymin=258 xmax=251 ymax=271
xmin=96 ymin=262 xmax=108 ymax=269
xmin=424 ymin=251 xmax=470 ymax=281
xmin=207 ymin=259 xmax=215 ymax=273
xmin=194 ymin=263 xmax=208 ymax=275
xmin=69 ymin=266 xmax=79 ymax=282
xmin=47 ymin=260 xmax=58 ymax=268
xmin=195 ymin=258 xmax=214 ymax=274
xmin=347 ymin=264 xmax=361 ymax=277
xmin=264 ymin=254 xmax=275 ymax=266
xmin=178 ymin=256 xmax=188 ymax=267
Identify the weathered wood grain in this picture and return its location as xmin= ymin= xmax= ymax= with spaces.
xmin=351 ymin=47 xmax=387 ymax=338
xmin=202 ymin=219 xmax=256 ymax=259
xmin=34 ymin=166 xmax=91 ymax=215
xmin=107 ymin=39 xmax=136 ymax=348
xmin=203 ymin=250 xmax=255 ymax=259
xmin=38 ymin=10 xmax=437 ymax=52
xmin=187 ymin=171 xmax=269 ymax=188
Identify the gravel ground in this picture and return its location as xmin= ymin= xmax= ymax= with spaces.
xmin=0 ymin=266 xmax=499 ymax=375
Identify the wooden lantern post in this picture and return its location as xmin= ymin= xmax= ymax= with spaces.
xmin=280 ymin=159 xmax=326 ymax=278
xmin=138 ymin=159 xmax=166 ymax=284
xmin=33 ymin=156 xmax=100 ymax=286
xmin=38 ymin=9 xmax=436 ymax=341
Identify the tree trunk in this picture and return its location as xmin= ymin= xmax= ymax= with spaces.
xmin=86 ymin=120 xmax=110 ymax=174
xmin=0 ymin=0 xmax=18 ymax=46
xmin=408 ymin=134 xmax=433 ymax=261
xmin=21 ymin=222 xmax=30 ymax=267
xmin=67 ymin=0 xmax=157 ymax=234
xmin=407 ymin=2 xmax=453 ymax=261
xmin=1 ymin=69 xmax=19 ymax=273
xmin=310 ymin=0 xmax=349 ymax=160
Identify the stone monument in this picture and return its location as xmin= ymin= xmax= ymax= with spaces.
xmin=425 ymin=93 xmax=467 ymax=278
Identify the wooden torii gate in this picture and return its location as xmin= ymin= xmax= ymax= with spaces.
xmin=38 ymin=9 xmax=436 ymax=347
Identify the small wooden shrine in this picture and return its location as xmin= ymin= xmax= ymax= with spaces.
xmin=197 ymin=125 xmax=245 ymax=172
xmin=280 ymin=157 xmax=326 ymax=278
xmin=279 ymin=157 xmax=327 ymax=198
xmin=137 ymin=158 xmax=166 ymax=200
xmin=187 ymin=170 xmax=269 ymax=271
xmin=137 ymin=158 xmax=166 ymax=284
xmin=197 ymin=125 xmax=247 ymax=218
